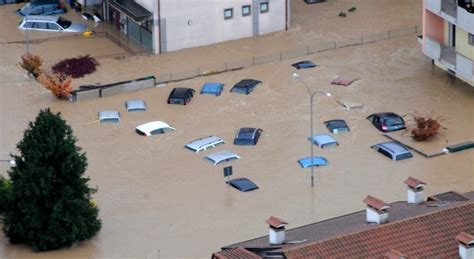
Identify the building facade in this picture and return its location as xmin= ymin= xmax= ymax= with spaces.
xmin=101 ymin=0 xmax=290 ymax=54
xmin=422 ymin=0 xmax=474 ymax=86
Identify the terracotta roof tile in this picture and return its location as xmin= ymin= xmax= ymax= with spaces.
xmin=212 ymin=247 xmax=262 ymax=259
xmin=363 ymin=195 xmax=390 ymax=210
xmin=455 ymin=232 xmax=474 ymax=245
xmin=428 ymin=191 xmax=469 ymax=202
xmin=265 ymin=216 xmax=288 ymax=229
xmin=383 ymin=249 xmax=406 ymax=258
xmin=404 ymin=177 xmax=426 ymax=189
xmin=283 ymin=202 xmax=474 ymax=258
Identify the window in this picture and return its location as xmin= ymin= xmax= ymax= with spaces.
xmin=23 ymin=22 xmax=34 ymax=28
xmin=224 ymin=8 xmax=233 ymax=19
xmin=469 ymin=33 xmax=474 ymax=46
xmin=260 ymin=2 xmax=269 ymax=13
xmin=47 ymin=23 xmax=60 ymax=30
xmin=242 ymin=5 xmax=251 ymax=16
xmin=33 ymin=22 xmax=47 ymax=29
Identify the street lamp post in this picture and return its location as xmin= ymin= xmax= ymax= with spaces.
xmin=292 ymin=73 xmax=331 ymax=187
xmin=0 ymin=160 xmax=15 ymax=165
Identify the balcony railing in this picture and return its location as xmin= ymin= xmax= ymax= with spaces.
xmin=456 ymin=53 xmax=474 ymax=82
xmin=440 ymin=44 xmax=457 ymax=71
xmin=423 ymin=36 xmax=441 ymax=60
xmin=441 ymin=0 xmax=458 ymax=23
xmin=457 ymin=6 xmax=474 ymax=34
xmin=425 ymin=0 xmax=441 ymax=14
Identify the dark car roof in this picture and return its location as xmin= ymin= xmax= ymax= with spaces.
xmin=370 ymin=112 xmax=402 ymax=118
xmin=228 ymin=178 xmax=259 ymax=192
xmin=324 ymin=119 xmax=348 ymax=128
xmin=292 ymin=60 xmax=316 ymax=69
xmin=170 ymin=87 xmax=194 ymax=98
xmin=236 ymin=128 xmax=260 ymax=140
xmin=233 ymin=79 xmax=262 ymax=89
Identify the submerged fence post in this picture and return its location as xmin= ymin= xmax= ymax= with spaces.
xmin=197 ymin=67 xmax=200 ymax=76
xmin=280 ymin=52 xmax=282 ymax=61
xmin=333 ymin=41 xmax=336 ymax=49
xmin=252 ymin=56 xmax=255 ymax=66
xmin=225 ymin=62 xmax=228 ymax=70
xmin=388 ymin=30 xmax=391 ymax=40
xmin=306 ymin=46 xmax=309 ymax=55
xmin=361 ymin=36 xmax=363 ymax=44
xmin=415 ymin=25 xmax=418 ymax=34
xmin=170 ymin=73 xmax=172 ymax=81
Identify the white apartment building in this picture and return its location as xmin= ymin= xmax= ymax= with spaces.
xmin=98 ymin=0 xmax=291 ymax=53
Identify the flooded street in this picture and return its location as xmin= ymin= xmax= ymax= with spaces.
xmin=0 ymin=0 xmax=473 ymax=258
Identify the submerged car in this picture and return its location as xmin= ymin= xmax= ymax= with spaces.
xmin=291 ymin=60 xmax=317 ymax=69
xmin=227 ymin=177 xmax=259 ymax=192
xmin=298 ymin=157 xmax=328 ymax=168
xmin=371 ymin=141 xmax=413 ymax=161
xmin=230 ymin=79 xmax=262 ymax=94
xmin=308 ymin=134 xmax=339 ymax=148
xmin=367 ymin=112 xmax=406 ymax=132
xmin=18 ymin=16 xmax=87 ymax=33
xmin=135 ymin=121 xmax=175 ymax=136
xmin=16 ymin=1 xmax=66 ymax=16
xmin=125 ymin=99 xmax=146 ymax=112
xmin=167 ymin=87 xmax=195 ymax=105
xmin=98 ymin=111 xmax=120 ymax=123
xmin=233 ymin=128 xmax=263 ymax=145
xmin=205 ymin=150 xmax=240 ymax=165
xmin=185 ymin=135 xmax=225 ymax=153
xmin=200 ymin=82 xmax=224 ymax=96
xmin=304 ymin=0 xmax=326 ymax=4
xmin=324 ymin=119 xmax=350 ymax=133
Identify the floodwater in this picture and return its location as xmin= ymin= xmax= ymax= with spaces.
xmin=0 ymin=0 xmax=473 ymax=258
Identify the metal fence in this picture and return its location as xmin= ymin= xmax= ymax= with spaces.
xmin=154 ymin=25 xmax=420 ymax=84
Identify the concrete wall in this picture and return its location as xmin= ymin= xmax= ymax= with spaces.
xmin=159 ymin=0 xmax=288 ymax=52
xmin=455 ymin=27 xmax=474 ymax=60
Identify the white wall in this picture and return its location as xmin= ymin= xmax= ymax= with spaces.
xmin=158 ymin=0 xmax=288 ymax=52
xmin=134 ymin=0 xmax=154 ymax=12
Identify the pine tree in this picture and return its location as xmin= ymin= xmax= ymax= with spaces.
xmin=3 ymin=109 xmax=101 ymax=251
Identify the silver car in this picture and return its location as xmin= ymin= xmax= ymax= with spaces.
xmin=18 ymin=15 xmax=87 ymax=33
xmin=371 ymin=141 xmax=413 ymax=161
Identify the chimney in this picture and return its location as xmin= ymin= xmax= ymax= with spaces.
xmin=456 ymin=232 xmax=474 ymax=259
xmin=363 ymin=195 xmax=390 ymax=224
xmin=265 ymin=216 xmax=288 ymax=245
xmin=404 ymin=176 xmax=426 ymax=204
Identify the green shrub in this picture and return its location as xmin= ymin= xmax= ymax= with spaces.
xmin=0 ymin=175 xmax=12 ymax=213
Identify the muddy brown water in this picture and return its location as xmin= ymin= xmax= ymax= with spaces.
xmin=1 ymin=0 xmax=473 ymax=258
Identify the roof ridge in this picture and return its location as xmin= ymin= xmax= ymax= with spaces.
xmin=283 ymin=201 xmax=474 ymax=253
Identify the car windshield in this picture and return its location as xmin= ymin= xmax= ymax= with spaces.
xmin=56 ymin=17 xmax=71 ymax=29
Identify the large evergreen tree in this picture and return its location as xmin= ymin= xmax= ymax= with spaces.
xmin=3 ymin=109 xmax=101 ymax=251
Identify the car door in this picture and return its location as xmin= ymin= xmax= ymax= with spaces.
xmin=33 ymin=21 xmax=49 ymax=32
xmin=47 ymin=22 xmax=61 ymax=31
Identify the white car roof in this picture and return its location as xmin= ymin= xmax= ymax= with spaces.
xmin=126 ymin=99 xmax=146 ymax=111
xmin=136 ymin=121 xmax=175 ymax=134
xmin=185 ymin=136 xmax=224 ymax=153
xmin=309 ymin=134 xmax=338 ymax=147
xmin=98 ymin=111 xmax=120 ymax=123
xmin=205 ymin=150 xmax=240 ymax=165
xmin=23 ymin=15 xmax=59 ymax=22
xmin=374 ymin=141 xmax=411 ymax=155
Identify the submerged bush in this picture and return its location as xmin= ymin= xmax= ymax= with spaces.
xmin=19 ymin=53 xmax=43 ymax=79
xmin=38 ymin=71 xmax=73 ymax=100
xmin=409 ymin=113 xmax=445 ymax=141
xmin=52 ymin=55 xmax=99 ymax=78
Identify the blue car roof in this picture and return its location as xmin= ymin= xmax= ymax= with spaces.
xmin=298 ymin=157 xmax=328 ymax=168
xmin=200 ymin=82 xmax=224 ymax=95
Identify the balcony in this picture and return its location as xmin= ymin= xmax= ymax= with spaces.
xmin=423 ymin=36 xmax=441 ymax=60
xmin=440 ymin=0 xmax=457 ymax=23
xmin=425 ymin=0 xmax=441 ymax=14
xmin=440 ymin=44 xmax=457 ymax=71
xmin=456 ymin=54 xmax=474 ymax=83
xmin=457 ymin=6 xmax=474 ymax=34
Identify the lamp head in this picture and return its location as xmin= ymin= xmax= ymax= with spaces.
xmin=9 ymin=160 xmax=16 ymax=165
